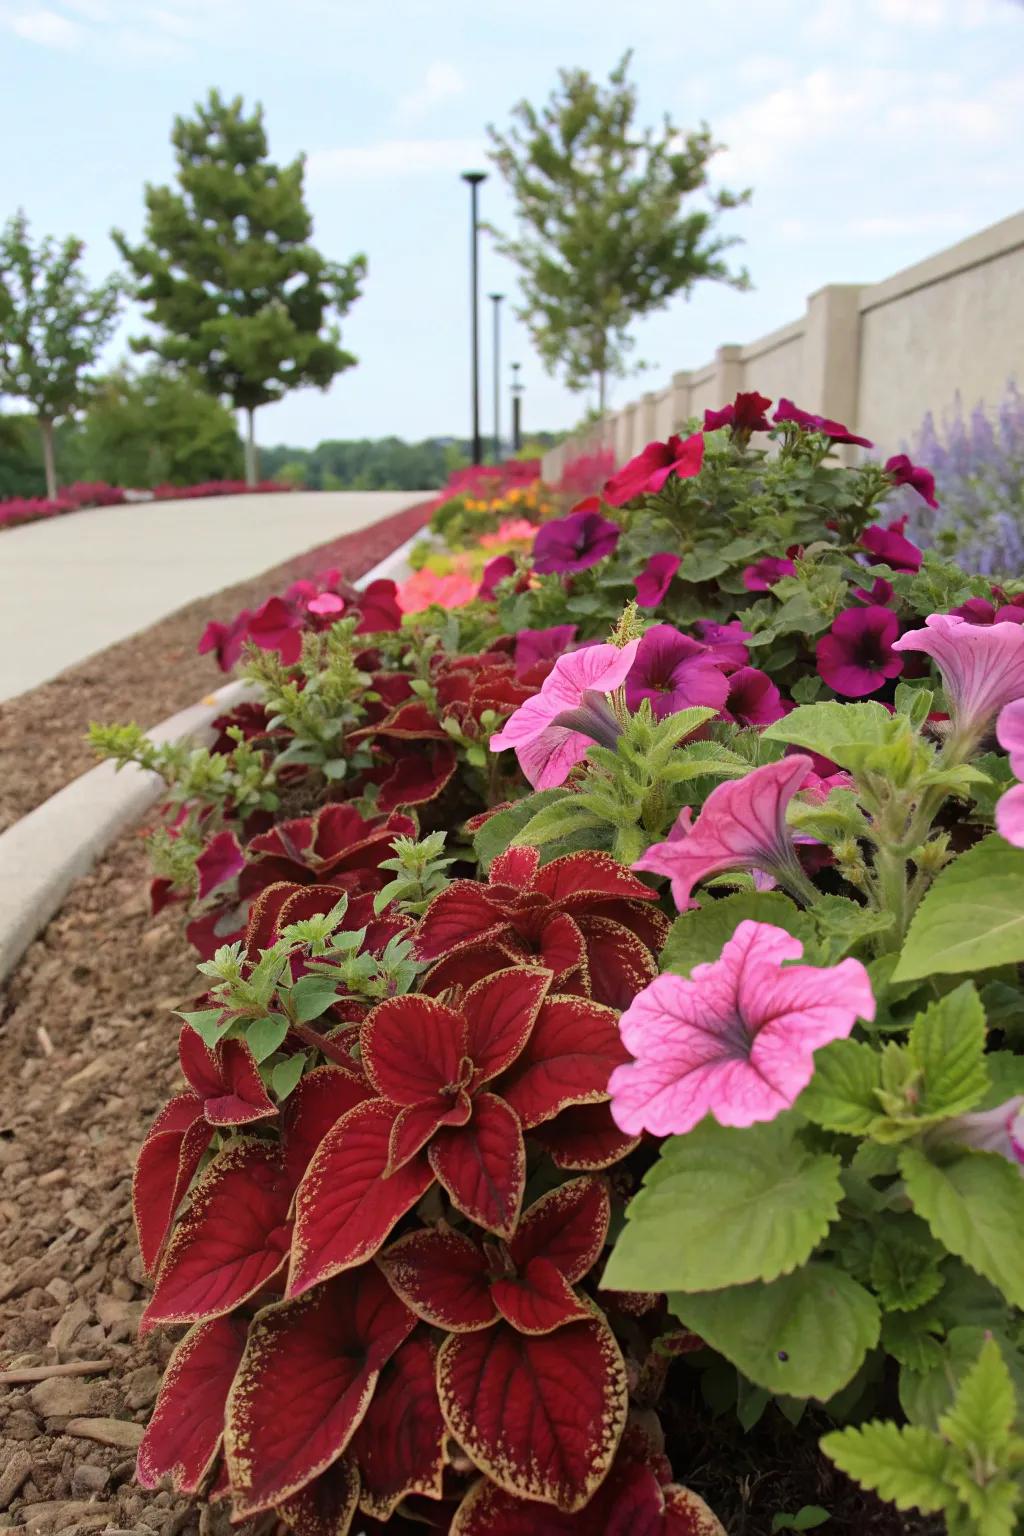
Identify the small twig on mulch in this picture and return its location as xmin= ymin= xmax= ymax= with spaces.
xmin=0 ymin=1361 xmax=114 ymax=1384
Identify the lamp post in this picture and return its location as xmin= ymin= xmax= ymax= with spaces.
xmin=511 ymin=361 xmax=524 ymax=453
xmin=488 ymin=293 xmax=504 ymax=463
xmin=461 ymin=171 xmax=487 ymax=466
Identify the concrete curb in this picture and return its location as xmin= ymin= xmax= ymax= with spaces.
xmin=0 ymin=528 xmax=424 ymax=985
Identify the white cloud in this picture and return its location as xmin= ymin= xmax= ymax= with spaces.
xmin=307 ymin=136 xmax=485 ymax=182
xmin=6 ymin=7 xmax=82 ymax=45
xmin=397 ymin=60 xmax=465 ymax=120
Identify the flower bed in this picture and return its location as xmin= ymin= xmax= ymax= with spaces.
xmin=93 ymin=393 xmax=1024 ymax=1535
xmin=0 ymin=478 xmax=291 ymax=531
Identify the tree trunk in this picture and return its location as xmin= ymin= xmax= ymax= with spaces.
xmin=243 ymin=406 xmax=258 ymax=487
xmin=597 ymin=371 xmax=607 ymax=415
xmin=39 ymin=417 xmax=57 ymax=501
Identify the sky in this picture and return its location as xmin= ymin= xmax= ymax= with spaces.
xmin=0 ymin=0 xmax=1021 ymax=450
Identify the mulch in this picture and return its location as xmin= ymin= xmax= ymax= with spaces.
xmin=0 ymin=496 xmax=435 ymax=835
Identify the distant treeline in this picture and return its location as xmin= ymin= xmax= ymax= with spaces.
xmin=260 ymin=433 xmax=564 ymax=493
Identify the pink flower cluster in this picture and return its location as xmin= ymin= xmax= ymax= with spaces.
xmin=199 ymin=571 xmax=402 ymax=670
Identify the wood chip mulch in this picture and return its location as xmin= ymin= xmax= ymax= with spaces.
xmin=0 ymin=496 xmax=435 ymax=834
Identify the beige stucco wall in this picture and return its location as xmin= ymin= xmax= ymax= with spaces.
xmin=542 ymin=208 xmax=1024 ymax=483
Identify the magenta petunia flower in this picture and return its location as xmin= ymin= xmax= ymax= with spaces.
xmin=478 ymin=554 xmax=517 ymax=601
xmin=247 ymin=596 xmax=304 ymax=665
xmin=198 ymin=610 xmax=251 ymax=670
xmin=743 ymin=555 xmax=796 ymax=592
xmin=860 ymin=517 xmax=922 ymax=573
xmin=608 ymin=920 xmax=875 ymax=1135
xmin=634 ymin=755 xmax=814 ymax=910
xmin=625 ymin=624 xmax=730 ymax=720
xmin=816 ymin=605 xmax=904 ymax=698
xmin=772 ymin=398 xmax=873 ymax=448
xmin=892 ymin=614 xmax=1024 ymax=746
xmin=489 ymin=639 xmax=640 ymax=789
xmin=853 ymin=576 xmax=895 ymax=606
xmin=531 ymin=510 xmax=621 ymax=574
xmin=722 ymin=666 xmax=786 ymax=726
xmin=885 ymin=453 xmax=939 ymax=509
xmin=703 ymin=391 xmax=772 ymax=436
xmin=514 ymin=623 xmax=577 ymax=678
xmin=634 ymin=552 xmax=682 ymax=607
xmin=695 ymin=619 xmax=751 ymax=671
xmin=603 ymin=432 xmax=705 ymax=507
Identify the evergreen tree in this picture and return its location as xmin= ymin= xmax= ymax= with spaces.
xmin=488 ymin=54 xmax=750 ymax=411
xmin=114 ymin=90 xmax=365 ymax=485
xmin=0 ymin=211 xmax=121 ymax=498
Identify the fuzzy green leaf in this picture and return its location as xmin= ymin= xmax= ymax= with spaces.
xmin=821 ymin=1421 xmax=952 ymax=1513
xmin=603 ymin=1118 xmax=842 ymax=1293
xmin=669 ymin=1264 xmax=880 ymax=1399
xmin=659 ymin=892 xmax=814 ymax=977
xmin=893 ymin=835 xmax=1024 ymax=981
xmin=798 ymin=1039 xmax=883 ymax=1134
xmin=870 ymin=1227 xmax=945 ymax=1313
xmin=762 ymin=700 xmax=907 ymax=773
xmin=900 ymin=1147 xmax=1024 ymax=1308
xmin=908 ymin=983 xmax=989 ymax=1120
xmin=511 ymin=795 xmax=604 ymax=849
xmin=471 ymin=790 xmax=565 ymax=871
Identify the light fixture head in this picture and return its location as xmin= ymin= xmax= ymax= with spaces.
xmin=461 ymin=170 xmax=487 ymax=185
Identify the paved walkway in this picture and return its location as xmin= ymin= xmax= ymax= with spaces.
xmin=0 ymin=490 xmax=428 ymax=701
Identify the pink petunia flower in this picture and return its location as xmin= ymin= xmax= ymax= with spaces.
xmin=743 ymin=555 xmax=796 ymax=592
xmin=932 ymin=1097 xmax=1024 ymax=1170
xmin=695 ymin=619 xmax=751 ymax=671
xmin=722 ymin=666 xmax=786 ymax=726
xmin=608 ymin=920 xmax=875 ymax=1135
xmin=306 ymin=591 xmax=345 ymax=617
xmin=703 ymin=391 xmax=773 ymax=437
xmin=860 ymin=517 xmax=922 ymax=573
xmin=531 ymin=509 xmax=621 ymax=574
xmin=397 ymin=563 xmax=479 ymax=614
xmin=479 ymin=518 xmax=536 ymax=548
xmin=995 ymin=698 xmax=1024 ymax=846
xmin=816 ymin=606 xmax=904 ymax=698
xmin=772 ymin=398 xmax=873 ymax=449
xmin=489 ymin=639 xmax=640 ymax=790
xmin=625 ymin=625 xmax=729 ymax=720
xmin=892 ymin=614 xmax=1024 ymax=747
xmin=603 ymin=433 xmax=705 ymax=508
xmin=634 ymin=552 xmax=682 ymax=607
xmin=885 ymin=453 xmax=938 ymax=509
xmin=634 ymin=755 xmax=815 ymax=910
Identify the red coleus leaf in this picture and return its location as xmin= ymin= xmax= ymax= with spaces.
xmin=573 ymin=913 xmax=660 ymax=1010
xmin=276 ymin=1457 xmax=360 ymax=1536
xmin=419 ymin=941 xmax=525 ymax=998
xmin=225 ymin=1267 xmax=416 ymax=1517
xmin=288 ymin=1100 xmax=433 ymax=1297
xmin=531 ymin=1102 xmax=640 ymax=1171
xmin=497 ymin=996 xmax=630 ymax=1128
xmin=136 ymin=1315 xmax=248 ymax=1494
xmin=508 ymin=1176 xmax=609 ymax=1283
xmin=461 ymin=967 xmax=551 ymax=1082
xmin=178 ymin=1029 xmax=277 ymax=1127
xmin=414 ymin=880 xmax=507 ymax=960
xmin=140 ymin=1140 xmax=292 ymax=1334
xmin=374 ymin=741 xmax=457 ymax=813
xmin=280 ymin=1064 xmax=373 ymax=1188
xmin=429 ymin=1091 xmax=525 ymax=1238
xmin=132 ymin=1093 xmax=213 ymax=1274
xmin=449 ymin=1456 xmax=725 ymax=1534
xmin=437 ymin=1313 xmax=627 ymax=1511
xmin=377 ymin=1227 xmax=497 ymax=1333
xmin=490 ymin=1258 xmax=589 ymax=1335
xmin=349 ymin=1332 xmax=445 ymax=1518
xmin=195 ymin=829 xmax=245 ymax=900
xmin=489 ymin=845 xmax=541 ymax=886
xmin=534 ymin=850 xmax=660 ymax=906
xmin=363 ymin=994 xmax=465 ymax=1104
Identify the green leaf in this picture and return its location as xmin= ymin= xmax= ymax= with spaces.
xmin=289 ymin=974 xmax=341 ymax=1022
xmin=271 ymin=1053 xmax=305 ymax=1100
xmin=870 ymin=1226 xmax=945 ymax=1313
xmin=899 ymin=1327 xmax=1024 ymax=1430
xmin=603 ymin=1119 xmax=842 ymax=1293
xmin=798 ymin=1039 xmax=883 ymax=1134
xmin=893 ymin=835 xmax=1024 ymax=982
xmin=659 ymin=892 xmax=814 ymax=977
xmin=763 ymin=700 xmax=905 ymax=773
xmin=511 ymin=795 xmax=604 ymax=849
xmin=176 ymin=1007 xmax=232 ymax=1048
xmin=810 ymin=896 xmax=894 ymax=962
xmin=881 ymin=1307 xmax=945 ymax=1372
xmin=899 ymin=1147 xmax=1024 ymax=1308
xmin=669 ymin=1264 xmax=880 ymax=1399
xmin=245 ymin=1014 xmax=290 ymax=1064
xmin=471 ymin=790 xmax=566 ymax=871
xmin=940 ymin=1337 xmax=1017 ymax=1458
xmin=908 ymin=983 xmax=989 ymax=1120
xmin=771 ymin=1508 xmax=830 ymax=1533
xmin=821 ymin=1421 xmax=952 ymax=1514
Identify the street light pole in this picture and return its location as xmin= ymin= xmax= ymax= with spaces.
xmin=461 ymin=171 xmax=487 ymax=466
xmin=489 ymin=293 xmax=504 ymax=463
xmin=511 ymin=362 xmax=523 ymax=453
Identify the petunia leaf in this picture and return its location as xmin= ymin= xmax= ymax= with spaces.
xmin=893 ymin=835 xmax=1024 ymax=981
xmin=899 ymin=1146 xmax=1024 ymax=1309
xmin=659 ymin=892 xmax=814 ymax=977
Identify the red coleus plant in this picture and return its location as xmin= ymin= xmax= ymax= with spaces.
xmin=287 ymin=966 xmax=630 ymax=1292
xmin=416 ymin=845 xmax=668 ymax=1010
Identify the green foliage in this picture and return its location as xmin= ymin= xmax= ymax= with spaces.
xmin=894 ymin=835 xmax=1024 ymax=981
xmin=114 ymin=89 xmax=365 ymax=480
xmin=770 ymin=1510 xmax=830 ymax=1533
xmin=0 ymin=210 xmax=121 ymax=495
xmin=824 ymin=1339 xmax=1024 ymax=1534
xmin=72 ymin=366 xmax=243 ymax=487
xmin=487 ymin=52 xmax=749 ymax=405
xmin=602 ymin=1117 xmax=843 ymax=1292
xmin=899 ymin=1147 xmax=1024 ymax=1310
xmin=373 ymin=832 xmax=456 ymax=916
xmin=242 ymin=619 xmax=372 ymax=784
xmin=659 ymin=892 xmax=814 ymax=976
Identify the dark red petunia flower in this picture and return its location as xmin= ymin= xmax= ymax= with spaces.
xmin=603 ymin=432 xmax=705 ymax=508
xmin=703 ymin=390 xmax=773 ymax=437
xmin=772 ymin=397 xmax=873 ymax=448
xmin=885 ymin=453 xmax=938 ymax=509
xmin=860 ymin=516 xmax=922 ymax=573
xmin=721 ymin=666 xmax=786 ymax=726
xmin=816 ymin=604 xmax=904 ymax=697
xmin=416 ymin=845 xmax=668 ymax=1011
xmin=742 ymin=555 xmax=796 ymax=592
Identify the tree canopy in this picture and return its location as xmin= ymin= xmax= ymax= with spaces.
xmin=488 ymin=53 xmax=750 ymax=410
xmin=114 ymin=89 xmax=366 ymax=483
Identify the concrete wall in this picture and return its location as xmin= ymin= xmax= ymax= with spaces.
xmin=542 ymin=209 xmax=1024 ymax=484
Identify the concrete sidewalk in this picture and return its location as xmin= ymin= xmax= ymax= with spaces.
xmin=0 ymin=490 xmax=428 ymax=701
